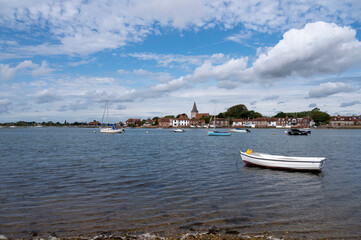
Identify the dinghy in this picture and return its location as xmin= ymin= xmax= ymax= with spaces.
xmin=240 ymin=149 xmax=326 ymax=171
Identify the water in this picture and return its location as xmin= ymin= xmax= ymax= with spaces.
xmin=0 ymin=127 xmax=360 ymax=239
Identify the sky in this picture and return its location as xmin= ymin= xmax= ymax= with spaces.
xmin=1 ymin=0 xmax=361 ymax=123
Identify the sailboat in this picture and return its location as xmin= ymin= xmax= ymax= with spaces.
xmin=99 ymin=101 xmax=124 ymax=134
xmin=207 ymin=116 xmax=231 ymax=136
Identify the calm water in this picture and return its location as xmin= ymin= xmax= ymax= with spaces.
xmin=0 ymin=127 xmax=360 ymax=239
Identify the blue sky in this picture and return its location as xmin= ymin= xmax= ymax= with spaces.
xmin=1 ymin=0 xmax=361 ymax=123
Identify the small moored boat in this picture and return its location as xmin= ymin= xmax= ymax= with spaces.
xmin=286 ymin=128 xmax=309 ymax=135
xmin=173 ymin=129 xmax=185 ymax=132
xmin=240 ymin=149 xmax=326 ymax=171
xmin=100 ymin=125 xmax=124 ymax=133
xmin=231 ymin=128 xmax=250 ymax=133
xmin=208 ymin=130 xmax=231 ymax=136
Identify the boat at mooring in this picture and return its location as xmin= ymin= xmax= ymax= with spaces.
xmin=240 ymin=149 xmax=326 ymax=171
xmin=173 ymin=129 xmax=185 ymax=132
xmin=100 ymin=125 xmax=124 ymax=133
xmin=286 ymin=128 xmax=309 ymax=135
xmin=231 ymin=128 xmax=250 ymax=133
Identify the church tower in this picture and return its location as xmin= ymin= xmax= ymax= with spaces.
xmin=191 ymin=102 xmax=198 ymax=119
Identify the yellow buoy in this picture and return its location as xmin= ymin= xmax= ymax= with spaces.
xmin=246 ymin=149 xmax=252 ymax=154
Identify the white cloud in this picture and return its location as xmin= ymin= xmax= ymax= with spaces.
xmin=226 ymin=31 xmax=253 ymax=44
xmin=249 ymin=22 xmax=361 ymax=81
xmin=128 ymin=52 xmax=228 ymax=68
xmin=0 ymin=60 xmax=54 ymax=80
xmin=31 ymin=60 xmax=55 ymax=77
xmin=308 ymin=82 xmax=354 ymax=98
xmin=35 ymin=89 xmax=61 ymax=104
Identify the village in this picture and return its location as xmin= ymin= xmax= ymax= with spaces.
xmin=87 ymin=102 xmax=361 ymax=129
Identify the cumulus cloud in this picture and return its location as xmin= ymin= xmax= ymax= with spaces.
xmin=35 ymin=89 xmax=61 ymax=104
xmin=308 ymin=82 xmax=353 ymax=98
xmin=0 ymin=60 xmax=54 ymax=80
xmin=0 ymin=60 xmax=37 ymax=81
xmin=340 ymin=101 xmax=360 ymax=108
xmin=248 ymin=22 xmax=361 ymax=81
xmin=128 ymin=52 xmax=228 ymax=69
xmin=191 ymin=58 xmax=249 ymax=88
xmin=31 ymin=60 xmax=55 ymax=77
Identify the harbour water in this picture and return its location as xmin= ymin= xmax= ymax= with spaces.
xmin=0 ymin=128 xmax=360 ymax=239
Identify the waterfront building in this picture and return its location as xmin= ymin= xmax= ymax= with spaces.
xmin=158 ymin=118 xmax=172 ymax=128
xmin=89 ymin=120 xmax=100 ymax=126
xmin=210 ymin=118 xmax=228 ymax=128
xmin=172 ymin=114 xmax=189 ymax=127
xmin=329 ymin=115 xmax=357 ymax=127
xmin=126 ymin=118 xmax=141 ymax=127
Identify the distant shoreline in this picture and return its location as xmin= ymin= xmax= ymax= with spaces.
xmin=1 ymin=125 xmax=361 ymax=129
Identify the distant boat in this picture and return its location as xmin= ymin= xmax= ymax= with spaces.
xmin=286 ymin=128 xmax=308 ymax=135
xmin=208 ymin=130 xmax=231 ymax=136
xmin=99 ymin=100 xmax=124 ymax=134
xmin=173 ymin=129 xmax=185 ymax=133
xmin=231 ymin=128 xmax=250 ymax=133
xmin=207 ymin=116 xmax=231 ymax=136
xmin=100 ymin=125 xmax=124 ymax=133
xmin=240 ymin=149 xmax=326 ymax=171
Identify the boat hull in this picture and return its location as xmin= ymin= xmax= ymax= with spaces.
xmin=240 ymin=151 xmax=325 ymax=171
xmin=173 ymin=129 xmax=185 ymax=132
xmin=231 ymin=129 xmax=250 ymax=133
xmin=208 ymin=131 xmax=231 ymax=136
xmin=100 ymin=127 xmax=124 ymax=133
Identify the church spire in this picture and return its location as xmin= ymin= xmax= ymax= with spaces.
xmin=191 ymin=102 xmax=198 ymax=119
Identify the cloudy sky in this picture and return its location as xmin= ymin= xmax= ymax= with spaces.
xmin=1 ymin=0 xmax=361 ymax=123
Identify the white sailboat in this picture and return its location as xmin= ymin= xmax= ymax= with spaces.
xmin=99 ymin=101 xmax=124 ymax=134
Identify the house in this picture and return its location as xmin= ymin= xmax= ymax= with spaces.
xmin=232 ymin=119 xmax=248 ymax=127
xmin=158 ymin=118 xmax=172 ymax=128
xmin=210 ymin=118 xmax=229 ymax=128
xmin=126 ymin=118 xmax=141 ymax=127
xmin=189 ymin=118 xmax=206 ymax=127
xmin=252 ymin=118 xmax=269 ymax=128
xmin=89 ymin=120 xmax=100 ymax=126
xmin=172 ymin=114 xmax=189 ymax=127
xmin=143 ymin=118 xmax=153 ymax=127
xmin=329 ymin=115 xmax=357 ymax=127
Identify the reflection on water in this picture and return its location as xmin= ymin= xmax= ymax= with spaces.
xmin=0 ymin=128 xmax=360 ymax=239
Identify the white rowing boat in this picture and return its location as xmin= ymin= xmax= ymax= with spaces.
xmin=240 ymin=149 xmax=326 ymax=171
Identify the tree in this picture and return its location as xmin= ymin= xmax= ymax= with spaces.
xmin=224 ymin=104 xmax=248 ymax=118
xmin=164 ymin=115 xmax=175 ymax=119
xmin=200 ymin=115 xmax=211 ymax=123
xmin=310 ymin=110 xmax=331 ymax=126
xmin=274 ymin=112 xmax=287 ymax=118
xmin=152 ymin=117 xmax=159 ymax=126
